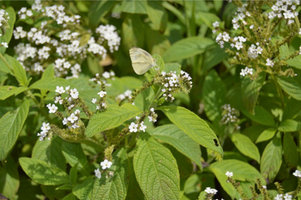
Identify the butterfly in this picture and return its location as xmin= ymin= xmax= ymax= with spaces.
xmin=129 ymin=47 xmax=156 ymax=75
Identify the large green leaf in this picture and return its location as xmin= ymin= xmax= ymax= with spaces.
xmin=209 ymin=160 xmax=264 ymax=199
xmin=0 ymin=86 xmax=27 ymax=100
xmin=256 ymin=128 xmax=277 ymax=143
xmin=282 ymin=98 xmax=301 ymax=120
xmin=242 ymin=106 xmax=275 ymax=127
xmin=133 ymin=133 xmax=180 ymax=199
xmin=146 ymin=1 xmax=167 ymax=32
xmin=92 ymin=148 xmax=128 ymax=200
xmin=260 ymin=133 xmax=282 ymax=182
xmin=29 ymin=77 xmax=67 ymax=90
xmin=162 ymin=37 xmax=215 ymax=62
xmin=162 ymin=2 xmax=185 ymax=24
xmin=195 ymin=11 xmax=220 ymax=27
xmin=203 ymin=70 xmax=226 ymax=121
xmin=73 ymin=177 xmax=94 ymax=200
xmin=241 ymin=72 xmax=265 ymax=114
xmin=158 ymin=106 xmax=223 ymax=156
xmin=0 ymin=7 xmax=16 ymax=54
xmin=88 ymin=1 xmax=117 ymax=27
xmin=85 ymin=103 xmax=142 ymax=137
xmin=204 ymin=46 xmax=229 ymax=70
xmin=278 ymin=119 xmax=301 ymax=132
xmin=61 ymin=142 xmax=87 ymax=173
xmin=0 ymin=156 xmax=19 ymax=200
xmin=286 ymin=55 xmax=301 ymax=69
xmin=32 ymin=136 xmax=66 ymax=171
xmin=283 ymin=133 xmax=298 ymax=168
xmin=149 ymin=124 xmax=203 ymax=170
xmin=19 ymin=157 xmax=69 ymax=185
xmin=0 ymin=100 xmax=29 ymax=161
xmin=276 ymin=75 xmax=301 ymax=100
xmin=230 ymin=134 xmax=260 ymax=163
xmin=122 ymin=0 xmax=147 ymax=14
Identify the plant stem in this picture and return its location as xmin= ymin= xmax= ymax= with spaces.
xmin=271 ymin=74 xmax=284 ymax=108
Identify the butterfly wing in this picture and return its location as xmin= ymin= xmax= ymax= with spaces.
xmin=130 ymin=47 xmax=155 ymax=75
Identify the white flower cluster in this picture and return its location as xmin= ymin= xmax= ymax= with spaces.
xmin=247 ymin=43 xmax=263 ymax=59
xmin=221 ymin=104 xmax=240 ymax=130
xmin=240 ymin=67 xmax=253 ymax=77
xmin=266 ymin=58 xmax=275 ymax=67
xmin=293 ymin=169 xmax=301 ymax=177
xmin=13 ymin=2 xmax=120 ymax=77
xmin=268 ymin=0 xmax=300 ymax=25
xmin=90 ymin=71 xmax=115 ymax=86
xmin=274 ymin=193 xmax=292 ymax=200
xmin=148 ymin=108 xmax=157 ymax=123
xmin=0 ymin=9 xmax=10 ymax=36
xmin=94 ymin=159 xmax=113 ymax=179
xmin=160 ymin=70 xmax=192 ymax=102
xmin=129 ymin=117 xmax=147 ymax=133
xmin=204 ymin=187 xmax=218 ymax=195
xmin=215 ymin=31 xmax=230 ymax=48
xmin=116 ymin=90 xmax=132 ymax=102
xmin=37 ymin=122 xmax=51 ymax=141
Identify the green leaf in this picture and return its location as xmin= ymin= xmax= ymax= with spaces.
xmin=42 ymin=64 xmax=55 ymax=79
xmin=0 ymin=86 xmax=27 ymax=100
xmin=73 ymin=177 xmax=94 ymax=200
xmin=286 ymin=55 xmax=301 ymax=69
xmin=283 ymin=133 xmax=298 ymax=168
xmin=69 ymin=163 xmax=78 ymax=185
xmin=122 ymin=0 xmax=147 ymax=14
xmin=158 ymin=106 xmax=223 ymax=156
xmin=162 ymin=2 xmax=185 ymax=24
xmin=32 ymin=136 xmax=66 ymax=171
xmin=256 ymin=128 xmax=277 ymax=143
xmin=278 ymin=119 xmax=301 ymax=132
xmin=61 ymin=142 xmax=87 ymax=173
xmin=0 ymin=156 xmax=19 ymax=200
xmin=133 ymin=133 xmax=180 ymax=200
xmin=85 ymin=103 xmax=142 ymax=137
xmin=0 ymin=100 xmax=29 ymax=161
xmin=282 ymin=98 xmax=301 ymax=120
xmin=149 ymin=124 xmax=203 ymax=170
xmin=204 ymin=46 xmax=229 ymax=70
xmin=62 ymin=193 xmax=77 ymax=200
xmin=209 ymin=160 xmax=264 ymax=199
xmin=146 ymin=1 xmax=167 ymax=32
xmin=162 ymin=37 xmax=215 ymax=62
xmin=242 ymin=106 xmax=275 ymax=127
xmin=203 ymin=70 xmax=226 ymax=121
xmin=56 ymin=184 xmax=73 ymax=190
xmin=277 ymin=75 xmax=301 ymax=100
xmin=164 ymin=63 xmax=181 ymax=74
xmin=88 ymin=1 xmax=117 ymax=27
xmin=241 ymin=72 xmax=266 ymax=114
xmin=260 ymin=133 xmax=282 ymax=182
xmin=195 ymin=12 xmax=220 ymax=28
xmin=92 ymin=148 xmax=128 ymax=200
xmin=145 ymin=28 xmax=170 ymax=55
xmin=29 ymin=77 xmax=67 ymax=91
xmin=0 ymin=7 xmax=15 ymax=54
xmin=19 ymin=157 xmax=69 ymax=185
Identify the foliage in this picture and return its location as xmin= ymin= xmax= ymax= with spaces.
xmin=1 ymin=0 xmax=301 ymax=200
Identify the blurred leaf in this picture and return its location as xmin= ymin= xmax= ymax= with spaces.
xmin=0 ymin=156 xmax=19 ymax=200
xmin=242 ymin=106 xmax=275 ymax=127
xmin=162 ymin=37 xmax=215 ymax=63
xmin=283 ymin=133 xmax=298 ymax=168
xmin=32 ymin=136 xmax=66 ymax=171
xmin=61 ymin=142 xmax=87 ymax=173
xmin=230 ymin=133 xmax=260 ymax=163
xmin=149 ymin=124 xmax=203 ymax=170
xmin=89 ymin=1 xmax=117 ymax=27
xmin=278 ymin=119 xmax=301 ymax=132
xmin=203 ymin=70 xmax=226 ymax=121
xmin=19 ymin=157 xmax=69 ymax=185
xmin=0 ymin=86 xmax=27 ymax=100
xmin=164 ymin=63 xmax=181 ymax=74
xmin=85 ymin=104 xmax=142 ymax=137
xmin=158 ymin=106 xmax=223 ymax=156
xmin=286 ymin=55 xmax=301 ymax=69
xmin=204 ymin=46 xmax=229 ymax=70
xmin=122 ymin=0 xmax=147 ymax=14
xmin=213 ymin=0 xmax=223 ymax=12
xmin=282 ymin=98 xmax=301 ymax=120
xmin=0 ymin=7 xmax=16 ymax=54
xmin=62 ymin=193 xmax=77 ymax=200
xmin=69 ymin=163 xmax=78 ymax=185
xmin=92 ymin=148 xmax=129 ymax=200
xmin=277 ymin=75 xmax=301 ymax=100
xmin=146 ymin=1 xmax=167 ymax=32
xmin=146 ymin=28 xmax=170 ymax=55
xmin=195 ymin=12 xmax=220 ymax=28
xmin=133 ymin=133 xmax=180 ymax=200
xmin=0 ymin=100 xmax=29 ymax=161
xmin=73 ymin=177 xmax=94 ymax=200
xmin=260 ymin=133 xmax=282 ymax=182
xmin=256 ymin=128 xmax=277 ymax=143
xmin=241 ymin=72 xmax=266 ymax=114
xmin=162 ymin=2 xmax=185 ymax=24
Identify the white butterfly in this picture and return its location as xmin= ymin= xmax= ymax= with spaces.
xmin=129 ymin=47 xmax=156 ymax=75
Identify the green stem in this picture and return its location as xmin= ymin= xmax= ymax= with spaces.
xmin=271 ymin=74 xmax=284 ymax=108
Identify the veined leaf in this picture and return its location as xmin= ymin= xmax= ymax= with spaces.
xmin=283 ymin=133 xmax=298 ymax=168
xmin=260 ymin=133 xmax=282 ymax=182
xmin=92 ymin=148 xmax=128 ymax=200
xmin=73 ymin=177 xmax=94 ymax=200
xmin=146 ymin=1 xmax=167 ymax=32
xmin=85 ymin=104 xmax=142 ymax=137
xmin=242 ymin=106 xmax=275 ymax=127
xmin=277 ymin=75 xmax=301 ymax=100
xmin=282 ymin=98 xmax=301 ymax=120
xmin=256 ymin=128 xmax=277 ymax=143
xmin=0 ymin=100 xmax=29 ymax=161
xmin=278 ymin=119 xmax=301 ymax=132
xmin=0 ymin=7 xmax=16 ymax=54
xmin=230 ymin=133 xmax=260 ymax=163
xmin=122 ymin=0 xmax=147 ymax=14
xmin=149 ymin=124 xmax=203 ymax=170
xmin=158 ymin=106 xmax=223 ymax=156
xmin=133 ymin=133 xmax=180 ymax=199
xmin=19 ymin=157 xmax=69 ymax=185
xmin=88 ymin=1 xmax=117 ymax=27
xmin=162 ymin=37 xmax=215 ymax=62
xmin=0 ymin=86 xmax=27 ymax=100
xmin=61 ymin=142 xmax=87 ymax=173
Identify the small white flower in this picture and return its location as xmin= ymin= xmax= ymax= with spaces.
xmin=274 ymin=194 xmax=283 ymax=200
xmin=225 ymin=171 xmax=233 ymax=177
xmin=284 ymin=193 xmax=292 ymax=200
xmin=100 ymin=159 xmax=112 ymax=170
xmin=70 ymin=88 xmax=79 ymax=99
xmin=55 ymin=86 xmax=65 ymax=94
xmin=293 ymin=169 xmax=301 ymax=178
xmin=68 ymin=113 xmax=78 ymax=123
xmin=48 ymin=104 xmax=58 ymax=113
xmin=212 ymin=21 xmax=219 ymax=28
xmin=129 ymin=122 xmax=138 ymax=132
xmin=204 ymin=187 xmax=218 ymax=194
xmin=266 ymin=58 xmax=274 ymax=67
xmin=92 ymin=98 xmax=97 ymax=104
xmin=139 ymin=121 xmax=147 ymax=132
xmin=74 ymin=109 xmax=80 ymax=115
xmin=262 ymin=185 xmax=267 ymax=189
xmin=98 ymin=91 xmax=107 ymax=98
xmin=62 ymin=118 xmax=68 ymax=125
xmin=94 ymin=168 xmax=101 ymax=179
xmin=1 ymin=42 xmax=8 ymax=48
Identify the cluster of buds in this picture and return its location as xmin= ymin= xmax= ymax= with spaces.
xmin=221 ymin=104 xmax=240 ymax=131
xmin=94 ymin=159 xmax=114 ymax=179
